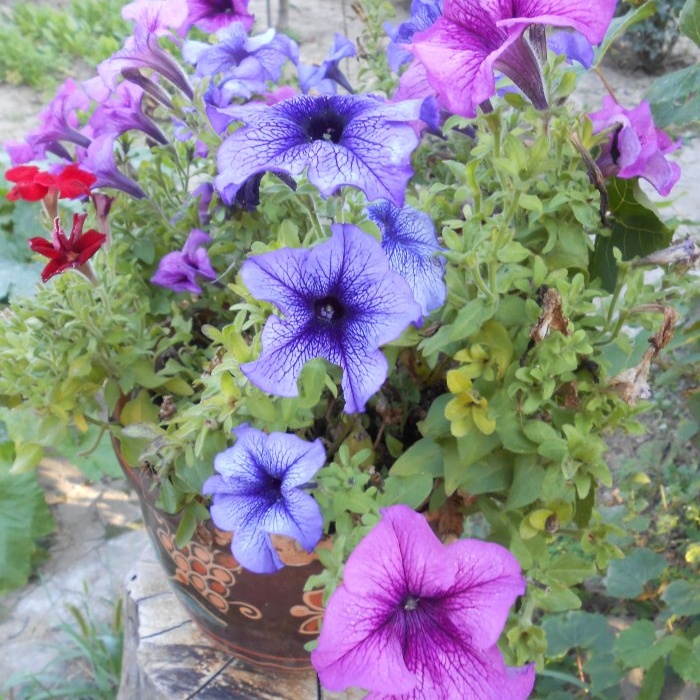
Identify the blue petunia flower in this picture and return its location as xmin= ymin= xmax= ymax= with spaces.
xmin=214 ymin=94 xmax=423 ymax=205
xmin=203 ymin=424 xmax=325 ymax=574
xmin=298 ymin=33 xmax=356 ymax=95
xmin=183 ymin=24 xmax=299 ymax=100
xmin=367 ymin=199 xmax=446 ymax=321
xmin=385 ymin=0 xmax=443 ymax=73
xmin=240 ymin=224 xmax=422 ymax=414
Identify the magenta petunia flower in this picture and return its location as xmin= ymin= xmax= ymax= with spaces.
xmin=311 ymin=505 xmax=536 ymax=699
xmin=181 ymin=0 xmax=254 ymax=35
xmin=214 ymin=94 xmax=423 ymax=205
xmin=411 ymin=0 xmax=616 ymax=117
xmin=79 ymin=134 xmax=147 ymax=199
xmin=240 ymin=224 xmax=422 ymax=414
xmin=202 ymin=424 xmax=325 ymax=574
xmin=588 ymin=96 xmax=681 ymax=196
xmin=98 ymin=9 xmax=193 ymax=99
xmin=88 ymin=81 xmax=168 ymax=144
xmin=151 ymin=228 xmax=217 ymax=293
xmin=367 ymin=199 xmax=446 ymax=320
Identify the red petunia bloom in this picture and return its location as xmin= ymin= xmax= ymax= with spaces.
xmin=6 ymin=163 xmax=96 ymax=202
xmin=29 ymin=213 xmax=107 ymax=282
xmin=5 ymin=165 xmax=47 ymax=201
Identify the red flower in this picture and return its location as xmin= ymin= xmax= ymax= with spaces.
xmin=5 ymin=165 xmax=47 ymax=201
xmin=29 ymin=213 xmax=107 ymax=282
xmin=6 ymin=163 xmax=96 ymax=202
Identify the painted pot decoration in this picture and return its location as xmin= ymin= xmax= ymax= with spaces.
xmin=114 ymin=444 xmax=324 ymax=670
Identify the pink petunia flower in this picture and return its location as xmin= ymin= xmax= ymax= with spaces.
xmin=411 ymin=0 xmax=616 ymax=117
xmin=589 ymin=96 xmax=681 ymax=196
xmin=312 ymin=505 xmax=535 ymax=699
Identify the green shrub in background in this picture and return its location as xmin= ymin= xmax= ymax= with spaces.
xmin=614 ymin=0 xmax=690 ymax=71
xmin=0 ymin=0 xmax=129 ymax=91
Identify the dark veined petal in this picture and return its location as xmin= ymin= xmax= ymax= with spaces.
xmin=230 ymin=525 xmax=283 ymax=573
xmin=215 ymin=94 xmax=422 ymax=205
xmin=312 ymin=505 xmax=534 ymax=699
xmin=368 ymin=200 xmax=446 ymax=319
xmin=205 ymin=425 xmax=325 ymax=573
xmin=241 ymin=226 xmax=421 ymax=412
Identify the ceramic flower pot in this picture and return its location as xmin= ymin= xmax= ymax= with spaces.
xmin=112 ymin=441 xmax=325 ymax=670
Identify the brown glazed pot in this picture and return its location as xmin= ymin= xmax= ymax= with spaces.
xmin=113 ymin=442 xmax=325 ymax=670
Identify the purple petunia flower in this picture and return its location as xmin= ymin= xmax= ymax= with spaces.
xmin=121 ymin=0 xmax=189 ymax=35
xmin=7 ymin=78 xmax=92 ymax=165
xmin=411 ymin=0 xmax=616 ymax=118
xmin=548 ymin=29 xmax=594 ymax=69
xmin=98 ymin=9 xmax=193 ymax=100
xmin=202 ymin=424 xmax=325 ymax=574
xmin=151 ymin=228 xmax=217 ymax=292
xmin=88 ymin=81 xmax=168 ymax=144
xmin=298 ymin=33 xmax=356 ymax=95
xmin=78 ymin=134 xmax=147 ymax=199
xmin=183 ymin=24 xmax=298 ymax=101
xmin=240 ymin=224 xmax=422 ymax=414
xmin=311 ymin=505 xmax=536 ymax=699
xmin=589 ymin=96 xmax=681 ymax=196
xmin=214 ymin=94 xmax=423 ymax=205
xmin=367 ymin=199 xmax=446 ymax=320
xmin=180 ymin=0 xmax=254 ymax=35
xmin=385 ymin=0 xmax=443 ymax=73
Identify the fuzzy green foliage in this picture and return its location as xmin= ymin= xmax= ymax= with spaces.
xmin=613 ymin=0 xmax=690 ymax=71
xmin=0 ymin=0 xmax=129 ymax=90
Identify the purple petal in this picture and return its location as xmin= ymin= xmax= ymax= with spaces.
xmin=368 ymin=200 xmax=446 ymax=319
xmin=231 ymin=526 xmax=283 ymax=573
xmin=215 ymin=94 xmax=422 ymax=205
xmin=241 ymin=226 xmax=421 ymax=411
xmin=312 ymin=582 xmax=416 ymax=693
xmin=312 ymin=505 xmax=534 ymax=699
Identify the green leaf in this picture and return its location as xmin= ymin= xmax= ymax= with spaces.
xmin=680 ymin=0 xmax=700 ymax=45
xmin=381 ymin=474 xmax=434 ymax=509
xmin=531 ymin=582 xmax=582 ymax=612
xmin=614 ymin=621 xmax=681 ymax=669
xmin=442 ymin=433 xmax=502 ymax=494
xmin=545 ymin=553 xmax=596 ymax=586
xmin=603 ymin=548 xmax=667 ymax=598
xmin=418 ymin=394 xmax=452 ymax=439
xmin=590 ymin=178 xmax=674 ymax=291
xmin=448 ymin=298 xmax=494 ymax=342
xmin=670 ymin=637 xmax=700 ymax=683
xmin=505 ymin=457 xmax=544 ymax=509
xmin=646 ymin=64 xmax=700 ymax=129
xmin=458 ymin=454 xmax=512 ymax=495
xmin=638 ymin=657 xmax=665 ymax=700
xmin=390 ymin=438 xmax=443 ymax=478
xmin=174 ymin=502 xmax=198 ymax=548
xmin=588 ymin=653 xmax=625 ymax=694
xmin=594 ymin=1 xmax=657 ymax=66
xmin=0 ymin=467 xmax=54 ymax=592
xmin=57 ymin=426 xmax=123 ymax=480
xmin=661 ymin=579 xmax=700 ymax=616
xmin=10 ymin=442 xmax=44 ymax=474
xmin=542 ymin=611 xmax=613 ymax=655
